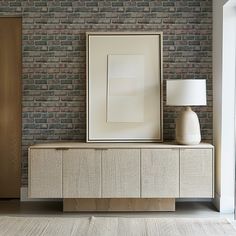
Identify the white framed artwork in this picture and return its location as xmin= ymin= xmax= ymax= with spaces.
xmin=86 ymin=32 xmax=163 ymax=142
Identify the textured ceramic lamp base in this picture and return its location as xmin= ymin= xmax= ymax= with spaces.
xmin=176 ymin=107 xmax=201 ymax=145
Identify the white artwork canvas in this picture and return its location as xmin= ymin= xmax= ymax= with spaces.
xmin=107 ymin=54 xmax=144 ymax=122
xmin=87 ymin=32 xmax=162 ymax=142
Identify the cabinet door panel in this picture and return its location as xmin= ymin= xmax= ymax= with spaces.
xmin=29 ymin=149 xmax=62 ymax=198
xmin=63 ymin=149 xmax=101 ymax=198
xmin=102 ymin=149 xmax=140 ymax=198
xmin=180 ymin=149 xmax=213 ymax=197
xmin=141 ymin=149 xmax=179 ymax=197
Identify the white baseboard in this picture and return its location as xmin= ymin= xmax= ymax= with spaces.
xmin=20 ymin=187 xmax=62 ymax=202
xmin=213 ymin=192 xmax=234 ymax=213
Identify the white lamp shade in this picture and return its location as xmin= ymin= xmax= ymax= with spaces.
xmin=166 ymin=79 xmax=207 ymax=106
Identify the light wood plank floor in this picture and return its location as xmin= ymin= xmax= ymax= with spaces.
xmin=0 ymin=201 xmax=235 ymax=236
xmin=0 ymin=216 xmax=236 ymax=236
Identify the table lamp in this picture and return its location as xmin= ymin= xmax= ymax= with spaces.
xmin=166 ymin=79 xmax=207 ymax=145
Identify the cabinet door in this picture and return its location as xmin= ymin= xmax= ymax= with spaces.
xmin=102 ymin=149 xmax=140 ymax=198
xmin=180 ymin=149 xmax=213 ymax=198
xmin=63 ymin=149 xmax=101 ymax=198
xmin=141 ymin=149 xmax=179 ymax=198
xmin=29 ymin=149 xmax=62 ymax=198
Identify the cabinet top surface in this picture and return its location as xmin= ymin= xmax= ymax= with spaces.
xmin=29 ymin=142 xmax=214 ymax=149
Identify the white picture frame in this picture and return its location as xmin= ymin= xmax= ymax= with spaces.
xmin=86 ymin=32 xmax=163 ymax=142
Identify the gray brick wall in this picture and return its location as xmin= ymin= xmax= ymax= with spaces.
xmin=0 ymin=0 xmax=212 ymax=187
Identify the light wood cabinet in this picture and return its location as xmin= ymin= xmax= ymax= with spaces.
xmin=63 ymin=149 xmax=101 ymax=198
xmin=29 ymin=149 xmax=62 ymax=198
xmin=180 ymin=149 xmax=213 ymax=198
xmin=141 ymin=149 xmax=179 ymax=198
xmin=102 ymin=149 xmax=140 ymax=198
xmin=28 ymin=143 xmax=214 ymax=204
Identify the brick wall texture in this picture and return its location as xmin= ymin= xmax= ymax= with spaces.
xmin=0 ymin=0 xmax=212 ymax=187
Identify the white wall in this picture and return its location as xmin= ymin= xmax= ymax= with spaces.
xmin=213 ymin=0 xmax=236 ymax=213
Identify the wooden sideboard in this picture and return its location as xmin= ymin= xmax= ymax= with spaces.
xmin=28 ymin=142 xmax=214 ymax=211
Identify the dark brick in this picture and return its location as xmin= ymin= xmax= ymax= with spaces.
xmin=0 ymin=0 xmax=212 ymax=187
